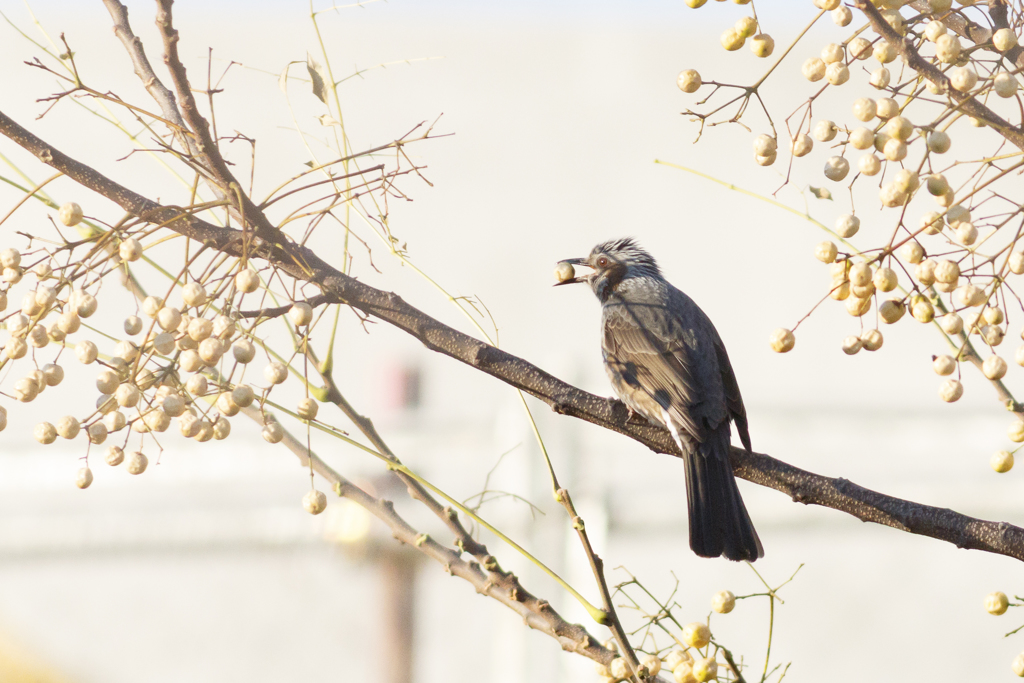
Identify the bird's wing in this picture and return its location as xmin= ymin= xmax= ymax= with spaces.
xmin=713 ymin=336 xmax=751 ymax=451
xmin=602 ymin=298 xmax=727 ymax=445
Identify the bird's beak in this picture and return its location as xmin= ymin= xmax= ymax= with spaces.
xmin=554 ymin=258 xmax=589 ymax=286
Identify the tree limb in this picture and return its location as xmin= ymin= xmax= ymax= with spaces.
xmin=1 ymin=107 xmax=1023 ymax=567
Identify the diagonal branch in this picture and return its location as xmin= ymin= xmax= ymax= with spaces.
xmin=243 ymin=401 xmax=616 ymax=665
xmin=1 ymin=107 xmax=1023 ymax=564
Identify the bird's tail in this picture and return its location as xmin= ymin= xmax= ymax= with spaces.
xmin=684 ymin=426 xmax=763 ymax=562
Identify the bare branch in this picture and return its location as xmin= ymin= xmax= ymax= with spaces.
xmin=2 ymin=107 xmax=1023 ymax=565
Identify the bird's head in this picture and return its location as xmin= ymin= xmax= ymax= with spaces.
xmin=554 ymin=238 xmax=661 ymax=301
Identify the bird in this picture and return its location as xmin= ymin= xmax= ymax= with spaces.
xmin=555 ymin=238 xmax=763 ymax=562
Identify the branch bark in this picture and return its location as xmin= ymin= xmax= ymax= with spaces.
xmin=1 ymin=108 xmax=1022 ymax=564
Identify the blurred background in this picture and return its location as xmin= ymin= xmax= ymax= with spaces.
xmin=1 ymin=1 xmax=1023 ymax=681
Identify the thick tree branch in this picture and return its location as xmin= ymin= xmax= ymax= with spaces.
xmin=1 ymin=108 xmax=1023 ymax=566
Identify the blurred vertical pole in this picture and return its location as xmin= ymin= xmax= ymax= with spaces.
xmin=380 ymin=549 xmax=417 ymax=683
xmin=378 ymin=361 xmax=422 ymax=683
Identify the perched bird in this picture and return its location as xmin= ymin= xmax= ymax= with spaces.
xmin=555 ymin=238 xmax=763 ymax=561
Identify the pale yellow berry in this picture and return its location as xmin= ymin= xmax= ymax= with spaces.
xmin=849 ymin=37 xmax=872 ymax=60
xmin=836 ymin=214 xmax=860 ymax=238
xmin=555 ymin=262 xmax=575 ymax=283
xmin=177 ymin=349 xmax=200 ymax=373
xmin=950 ymin=67 xmax=978 ymax=92
xmin=303 ymin=489 xmax=328 ymax=515
xmin=912 ymin=299 xmax=934 ymax=323
xmin=217 ymin=392 xmax=240 ymax=417
xmin=983 ymin=355 xmax=1008 ymax=380
xmin=721 ymin=27 xmax=745 ymax=51
xmin=900 ymin=242 xmax=925 ymax=264
xmin=231 ymin=385 xmax=255 ymax=408
xmin=842 ymin=335 xmax=863 ymax=355
xmin=692 ymin=657 xmax=718 ymax=682
xmin=263 ymin=363 xmax=288 ymax=387
xmin=879 ymin=299 xmax=905 ymax=324
xmin=825 ymin=63 xmax=849 ymax=85
xmin=924 ymin=20 xmax=947 ymax=42
xmin=872 ymin=267 xmax=897 ymax=292
xmin=993 ymin=28 xmax=1018 ymax=52
xmin=995 ymin=73 xmax=1019 ymax=98
xmin=927 ymin=130 xmax=951 ymax=154
xmin=803 ymin=58 xmax=826 ymax=82
xmin=231 ymin=267 xmax=260 ymax=293
xmin=815 ymin=241 xmax=838 ymax=263
xmin=198 ymin=337 xmax=224 ymax=365
xmin=75 ymin=467 xmax=93 ymax=489
xmin=87 ymin=421 xmax=108 ymax=445
xmin=821 ymin=43 xmax=844 ymax=64
xmin=57 ymin=415 xmax=81 ymax=439
xmin=958 ymin=284 xmax=986 ymax=307
xmin=42 ymin=363 xmax=63 ymax=387
xmin=182 ymin=282 xmax=207 ymax=307
xmin=750 ymin=33 xmax=774 ymax=57
xmin=96 ymin=369 xmax=119 ymax=395
xmin=142 ymin=296 xmax=162 ymax=317
xmin=886 ymin=116 xmax=913 ymax=141
xmin=881 ymin=182 xmax=907 ymax=207
xmin=711 ymin=590 xmax=736 ymax=613
xmin=685 ymin=0 xmax=707 ymax=7
xmin=1011 ymin=651 xmax=1024 ymax=679
xmin=126 ymin=451 xmax=148 ymax=475
xmin=883 ymin=138 xmax=907 ymax=162
xmin=674 ymin=662 xmax=697 ymax=683
xmin=861 ymin=328 xmax=883 ymax=351
xmin=34 ymin=421 xmax=57 ymax=444
xmin=188 ymin=317 xmax=214 ymax=342
xmin=986 ymin=591 xmax=1010 ymax=614
xmin=936 ymin=33 xmax=962 ymax=63
xmin=832 ymin=6 xmax=852 ymax=25
xmin=934 ymin=260 xmax=960 ymax=286
xmin=769 ymin=328 xmax=795 ymax=353
xmin=985 ymin=307 xmax=1005 ymax=325
xmin=213 ymin=416 xmax=231 ymax=440
xmin=297 ymin=397 xmax=319 ymax=420
xmin=262 ymin=421 xmax=285 ymax=443
xmin=814 ymin=121 xmax=837 ymax=143
xmin=104 ymin=411 xmax=126 ymax=432
xmin=640 ymin=654 xmax=662 ymax=678
xmin=849 ymin=262 xmax=872 ymax=286
xmin=665 ymin=650 xmax=693 ymax=672
xmin=869 ymin=67 xmax=890 ymax=89
xmin=939 ymin=379 xmax=963 ymax=402
xmin=677 ymin=69 xmax=703 ymax=93
xmin=119 ymin=237 xmax=143 ymax=262
xmin=290 ymin=302 xmax=313 ymax=327
xmin=991 ymin=451 xmax=1014 ymax=473
xmin=824 ymin=156 xmax=850 ymax=181
xmin=876 ymin=98 xmax=899 ymax=119
xmin=830 ymin=282 xmax=851 ymax=301
xmin=791 ymin=134 xmax=813 ymax=157
xmin=59 ymin=202 xmax=83 ymax=226
xmin=849 ymin=128 xmax=874 ymax=150
xmin=1013 ymin=419 xmax=1024 ymax=442
xmin=859 ymin=154 xmax=882 ymax=176
xmin=106 ymin=445 xmax=125 ymax=466
xmin=682 ymin=622 xmax=711 ymax=649
xmin=957 ymin=222 xmax=978 ymax=246
xmin=157 ymin=306 xmax=182 ymax=332
xmin=814 ymin=0 xmax=840 ymax=8
xmin=874 ymin=42 xmax=897 ymax=63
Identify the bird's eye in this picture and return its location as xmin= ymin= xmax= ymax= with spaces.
xmin=596 ymin=256 xmax=609 ymax=268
